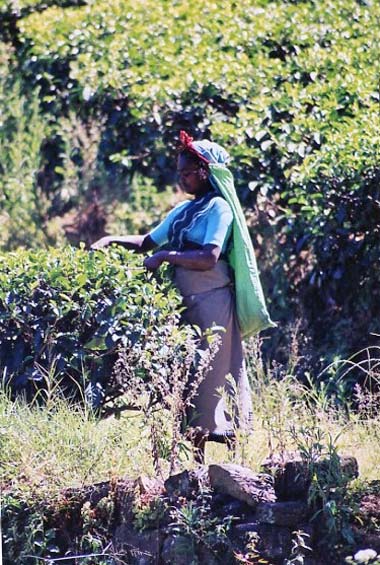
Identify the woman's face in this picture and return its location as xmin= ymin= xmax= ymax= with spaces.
xmin=177 ymin=154 xmax=208 ymax=196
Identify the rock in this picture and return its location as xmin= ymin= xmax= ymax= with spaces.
xmin=135 ymin=475 xmax=164 ymax=496
xmin=208 ymin=464 xmax=276 ymax=508
xmin=261 ymin=452 xmax=311 ymax=501
xmin=261 ymin=452 xmax=359 ymax=501
xmin=340 ymin=455 xmax=359 ymax=480
xmin=164 ymin=466 xmax=209 ymax=499
xmin=351 ymin=526 xmax=380 ymax=553
xmin=232 ymin=520 xmax=260 ymax=536
xmin=220 ymin=499 xmax=253 ymax=521
xmin=211 ymin=493 xmax=254 ymax=522
xmin=161 ymin=534 xmax=194 ymax=565
xmin=62 ymin=480 xmax=112 ymax=507
xmin=255 ymin=500 xmax=309 ymax=527
xmin=115 ymin=479 xmax=138 ymax=524
xmin=211 ymin=492 xmax=235 ymax=508
xmin=198 ymin=545 xmax=222 ymax=564
xmin=257 ymin=523 xmax=293 ymax=561
xmin=164 ymin=470 xmax=192 ymax=498
xmin=164 ymin=470 xmax=194 ymax=499
xmin=317 ymin=455 xmax=359 ymax=482
xmin=113 ymin=526 xmax=160 ymax=565
xmin=233 ymin=521 xmax=292 ymax=562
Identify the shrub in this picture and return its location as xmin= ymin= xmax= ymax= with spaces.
xmin=1 ymin=0 xmax=379 ymax=373
xmin=0 ymin=246 xmax=191 ymax=408
xmin=0 ymin=77 xmax=51 ymax=250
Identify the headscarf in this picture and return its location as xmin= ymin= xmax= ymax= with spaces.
xmin=179 ymin=130 xmax=230 ymax=166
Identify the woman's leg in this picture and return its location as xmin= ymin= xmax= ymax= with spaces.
xmin=193 ymin=432 xmax=207 ymax=464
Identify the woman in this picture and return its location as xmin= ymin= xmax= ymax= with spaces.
xmin=92 ymin=131 xmax=273 ymax=461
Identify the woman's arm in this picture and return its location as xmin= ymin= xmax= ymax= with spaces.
xmin=143 ymin=244 xmax=221 ymax=271
xmin=91 ymin=234 xmax=157 ymax=253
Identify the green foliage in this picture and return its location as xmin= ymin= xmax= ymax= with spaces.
xmin=168 ymin=489 xmax=234 ymax=562
xmin=294 ymin=425 xmax=355 ymax=545
xmin=106 ymin=172 xmax=180 ymax=237
xmin=0 ymin=245 xmax=189 ymax=406
xmin=132 ymin=489 xmax=167 ymax=532
xmin=1 ymin=492 xmax=57 ymax=565
xmin=0 ymin=75 xmax=51 ymax=249
xmin=54 ymin=111 xmax=107 ymax=210
xmin=1 ymin=487 xmax=119 ymax=565
xmin=1 ymin=334 xmax=380 ymax=563
xmin=16 ymin=0 xmax=379 ymax=180
xmin=0 ymin=0 xmax=88 ymax=14
xmin=0 ymin=0 xmax=379 ymax=373
xmin=3 ymin=0 xmax=377 ymax=368
xmin=347 ymin=479 xmax=380 ymax=538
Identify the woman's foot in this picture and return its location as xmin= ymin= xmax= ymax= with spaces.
xmin=188 ymin=427 xmax=208 ymax=464
xmin=190 ymin=429 xmax=237 ymax=464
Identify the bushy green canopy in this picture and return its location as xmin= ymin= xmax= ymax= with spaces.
xmin=0 ymin=0 xmax=379 ymax=370
xmin=0 ymin=246 xmax=192 ymax=407
xmin=12 ymin=0 xmax=380 ymax=226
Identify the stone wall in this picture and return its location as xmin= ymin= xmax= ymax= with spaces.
xmin=112 ymin=452 xmax=359 ymax=564
xmin=4 ymin=451 xmax=361 ymax=564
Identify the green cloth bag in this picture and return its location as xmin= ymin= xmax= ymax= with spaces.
xmin=209 ymin=163 xmax=277 ymax=338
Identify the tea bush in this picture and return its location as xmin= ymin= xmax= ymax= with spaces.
xmin=9 ymin=0 xmax=380 ymax=232
xmin=0 ymin=0 xmax=379 ymax=371
xmin=0 ymin=0 xmax=87 ymax=15
xmin=0 ymin=80 xmax=52 ymax=249
xmin=14 ymin=0 xmax=380 ymax=294
xmin=0 ymin=246 xmax=190 ymax=407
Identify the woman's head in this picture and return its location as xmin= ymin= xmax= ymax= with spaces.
xmin=176 ymin=130 xmax=230 ymax=196
xmin=177 ymin=150 xmax=210 ymax=196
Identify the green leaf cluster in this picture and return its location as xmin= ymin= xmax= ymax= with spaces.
xmin=12 ymin=0 xmax=380 ymax=242
xmin=0 ymin=245 xmax=186 ymax=405
xmin=0 ymin=0 xmax=379 ymax=369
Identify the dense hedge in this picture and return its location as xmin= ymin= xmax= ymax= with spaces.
xmin=0 ymin=246 xmax=191 ymax=406
xmin=10 ymin=0 xmax=380 ymax=251
xmin=0 ymin=0 xmax=379 ymax=372
xmin=0 ymin=0 xmax=86 ymax=15
xmin=15 ymin=0 xmax=379 ymax=184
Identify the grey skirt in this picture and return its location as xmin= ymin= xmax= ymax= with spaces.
xmin=174 ymin=261 xmax=253 ymax=438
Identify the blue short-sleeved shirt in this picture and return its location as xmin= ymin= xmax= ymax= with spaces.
xmin=149 ymin=196 xmax=233 ymax=253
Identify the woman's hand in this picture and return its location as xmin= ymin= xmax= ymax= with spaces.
xmin=143 ymin=251 xmax=168 ymax=271
xmin=90 ymin=236 xmax=112 ymax=250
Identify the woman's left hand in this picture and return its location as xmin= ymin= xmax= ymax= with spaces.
xmin=143 ymin=251 xmax=168 ymax=271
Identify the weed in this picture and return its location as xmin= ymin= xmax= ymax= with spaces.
xmin=234 ymin=531 xmax=269 ymax=564
xmin=289 ymin=424 xmax=356 ymax=548
xmin=168 ymin=488 xmax=233 ymax=562
xmin=285 ymin=530 xmax=312 ymax=565
xmin=112 ymin=323 xmax=221 ymax=474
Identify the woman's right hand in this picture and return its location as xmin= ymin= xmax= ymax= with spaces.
xmin=90 ymin=236 xmax=112 ymax=250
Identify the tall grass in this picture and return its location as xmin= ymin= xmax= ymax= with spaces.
xmin=0 ymin=393 xmax=156 ymax=496
xmin=1 ymin=337 xmax=379 ymax=501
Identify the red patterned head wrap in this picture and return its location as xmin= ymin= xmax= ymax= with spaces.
xmin=179 ymin=130 xmax=211 ymax=164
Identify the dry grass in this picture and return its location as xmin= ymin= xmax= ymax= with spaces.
xmin=1 ymin=352 xmax=379 ymax=498
xmin=1 ymin=337 xmax=379 ymax=499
